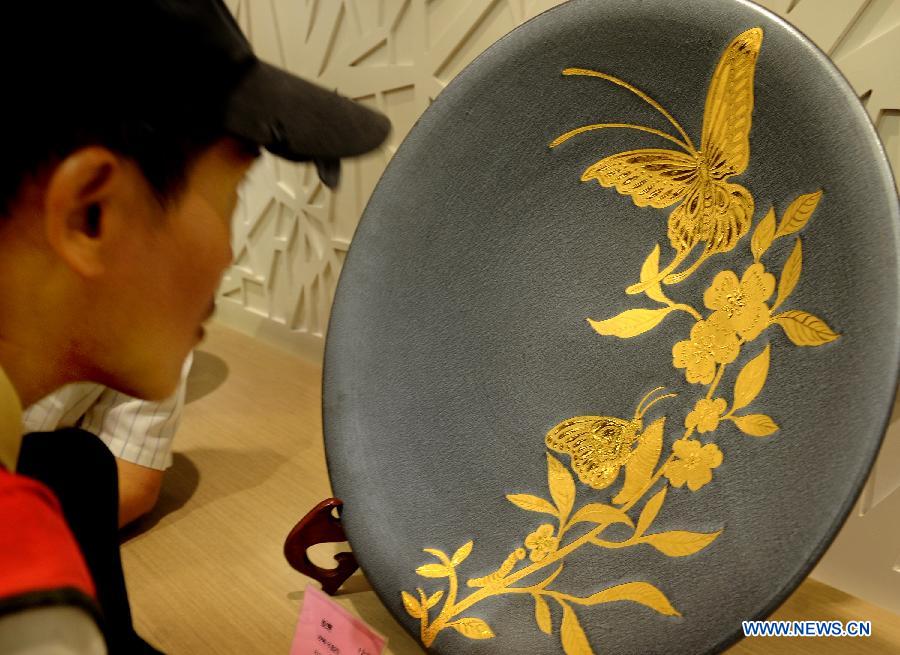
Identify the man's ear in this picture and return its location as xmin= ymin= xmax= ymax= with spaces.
xmin=43 ymin=147 xmax=122 ymax=277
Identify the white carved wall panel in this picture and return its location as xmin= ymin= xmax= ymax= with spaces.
xmin=217 ymin=0 xmax=566 ymax=356
xmin=218 ymin=0 xmax=900 ymax=611
xmin=752 ymin=0 xmax=900 ymax=616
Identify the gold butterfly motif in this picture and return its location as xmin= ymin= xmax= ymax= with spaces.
xmin=545 ymin=387 xmax=674 ymax=489
xmin=551 ymin=28 xmax=763 ymax=290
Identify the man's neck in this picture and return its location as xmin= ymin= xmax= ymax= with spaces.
xmin=0 ymin=241 xmax=78 ymax=407
xmin=0 ymin=339 xmax=70 ymax=408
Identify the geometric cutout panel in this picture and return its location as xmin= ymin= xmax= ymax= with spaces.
xmin=218 ymin=0 xmax=567 ymax=341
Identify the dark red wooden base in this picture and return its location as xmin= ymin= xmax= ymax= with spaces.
xmin=284 ymin=498 xmax=358 ymax=595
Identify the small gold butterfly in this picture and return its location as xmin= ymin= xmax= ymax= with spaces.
xmin=546 ymin=387 xmax=675 ymax=489
xmin=551 ymin=28 xmax=763 ymax=289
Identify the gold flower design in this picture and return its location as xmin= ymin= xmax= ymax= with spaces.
xmin=665 ymin=440 xmax=723 ymax=491
xmin=704 ymin=263 xmax=775 ymax=341
xmin=524 ymin=524 xmax=558 ymax=563
xmin=685 ymin=397 xmax=728 ymax=433
xmin=402 ymin=22 xmax=841 ymax=651
xmin=672 ymin=314 xmax=740 ymax=384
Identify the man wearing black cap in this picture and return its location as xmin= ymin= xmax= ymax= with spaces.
xmin=0 ymin=1 xmax=389 ymax=653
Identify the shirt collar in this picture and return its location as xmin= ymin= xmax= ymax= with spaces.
xmin=0 ymin=364 xmax=23 ymax=470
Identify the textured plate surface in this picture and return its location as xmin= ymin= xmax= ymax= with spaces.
xmin=323 ymin=0 xmax=900 ymax=653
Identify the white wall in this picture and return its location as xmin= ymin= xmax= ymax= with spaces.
xmin=217 ymin=0 xmax=568 ymax=358
xmin=219 ymin=0 xmax=900 ymax=613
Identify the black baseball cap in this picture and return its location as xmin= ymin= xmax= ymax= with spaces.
xmin=6 ymin=1 xmax=390 ymax=186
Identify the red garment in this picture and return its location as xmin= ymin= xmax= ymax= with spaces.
xmin=0 ymin=467 xmax=96 ymax=612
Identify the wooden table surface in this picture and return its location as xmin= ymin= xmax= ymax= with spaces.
xmin=121 ymin=323 xmax=900 ymax=654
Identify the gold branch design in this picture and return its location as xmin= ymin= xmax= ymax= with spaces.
xmin=402 ymin=27 xmax=840 ymax=655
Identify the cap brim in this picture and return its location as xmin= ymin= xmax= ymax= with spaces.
xmin=222 ymin=59 xmax=390 ymax=161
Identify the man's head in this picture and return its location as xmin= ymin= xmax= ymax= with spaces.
xmin=0 ymin=1 xmax=389 ymax=402
xmin=1 ymin=137 xmax=256 ymax=400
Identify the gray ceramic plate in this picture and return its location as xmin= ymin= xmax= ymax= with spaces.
xmin=323 ymin=0 xmax=900 ymax=653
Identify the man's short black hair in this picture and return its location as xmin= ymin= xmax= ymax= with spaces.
xmin=0 ymin=113 xmax=224 ymax=217
xmin=0 ymin=4 xmax=234 ymax=217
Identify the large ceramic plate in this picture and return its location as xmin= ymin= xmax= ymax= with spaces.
xmin=323 ymin=0 xmax=900 ymax=652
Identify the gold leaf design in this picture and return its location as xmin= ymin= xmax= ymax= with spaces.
xmin=402 ymin=591 xmax=423 ymax=619
xmin=775 ymin=190 xmax=822 ymax=238
xmin=506 ymin=494 xmax=558 ymax=516
xmin=446 ymin=617 xmax=495 ymax=640
xmin=636 ymin=487 xmax=667 ymax=537
xmin=568 ymin=503 xmax=634 ymax=529
xmin=751 ymin=207 xmax=776 ymax=261
xmin=425 ymin=590 xmax=444 ymax=609
xmin=773 ymin=238 xmax=802 ymax=310
xmin=451 ymin=541 xmax=473 ymax=566
xmin=548 ymin=453 xmax=576 ymax=523
xmin=732 ymin=344 xmax=770 ymax=411
xmin=465 ymin=577 xmax=490 ymax=590
xmin=588 ymin=307 xmax=675 ymax=339
xmin=407 ymin=28 xmax=842 ymax=653
xmin=732 ymin=414 xmax=779 ymax=436
xmin=538 ymin=564 xmax=565 ymax=591
xmin=534 ymin=594 xmax=553 ymax=634
xmin=576 ymin=582 xmax=681 ymax=616
xmin=640 ymin=530 xmax=722 ymax=557
xmin=423 ymin=548 xmax=449 ymax=561
xmin=613 ymin=417 xmax=664 ymax=505
xmin=416 ymin=563 xmax=451 ymax=578
xmin=774 ymin=311 xmax=839 ymax=346
xmin=560 ymin=602 xmax=595 ymax=655
xmin=467 ymin=549 xmax=525 ymax=588
xmin=640 ymin=244 xmax=668 ymax=303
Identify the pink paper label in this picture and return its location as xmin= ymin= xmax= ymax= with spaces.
xmin=290 ymin=585 xmax=387 ymax=655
